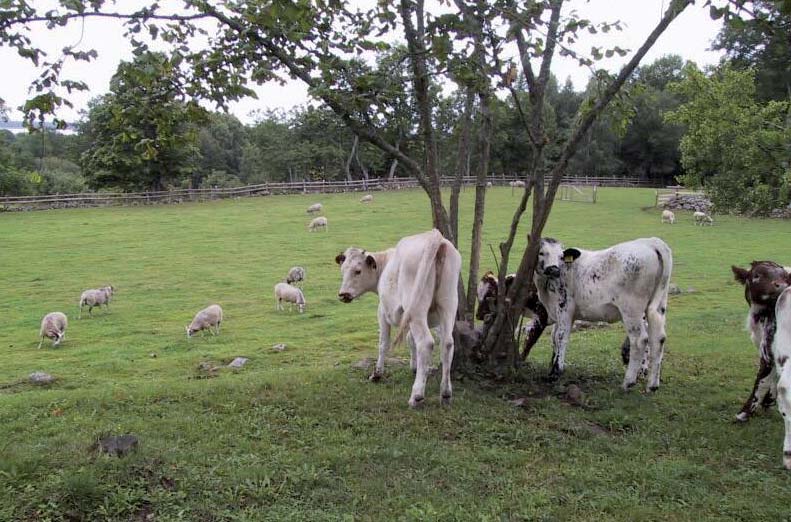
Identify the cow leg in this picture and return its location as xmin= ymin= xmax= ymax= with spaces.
xmin=438 ymin=314 xmax=455 ymax=406
xmin=408 ymin=320 xmax=434 ymax=408
xmin=549 ymin=310 xmax=573 ymax=380
xmin=408 ymin=333 xmax=417 ymax=373
xmin=622 ymin=314 xmax=649 ymax=390
xmin=777 ymin=362 xmax=791 ymax=469
xmin=371 ymin=309 xmax=391 ymax=382
xmin=646 ymin=307 xmax=668 ymax=392
xmin=736 ymin=357 xmax=774 ymax=422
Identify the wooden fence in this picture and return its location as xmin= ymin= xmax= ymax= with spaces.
xmin=655 ymin=187 xmax=704 ymax=207
xmin=0 ymin=175 xmax=658 ymax=211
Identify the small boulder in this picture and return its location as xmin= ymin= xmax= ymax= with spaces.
xmin=29 ymin=371 xmax=55 ymax=385
xmin=228 ymin=357 xmax=249 ymax=369
xmin=95 ymin=434 xmax=139 ymax=457
xmin=272 ymin=343 xmax=287 ymax=352
xmin=668 ymin=283 xmax=682 ymax=296
xmin=564 ymin=384 xmax=584 ymax=407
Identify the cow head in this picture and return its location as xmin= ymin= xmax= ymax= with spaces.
xmin=476 ymin=271 xmax=499 ymax=320
xmin=336 ymin=248 xmax=379 ymax=303
xmin=732 ymin=261 xmax=789 ymax=306
xmin=536 ymin=237 xmax=581 ymax=279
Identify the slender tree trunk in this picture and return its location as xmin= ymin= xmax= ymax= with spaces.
xmin=388 ymin=140 xmax=400 ymax=180
xmin=345 ymin=135 xmax=358 ymax=182
xmin=464 ymin=91 xmax=493 ymax=320
xmin=450 ymin=89 xmax=475 ymax=247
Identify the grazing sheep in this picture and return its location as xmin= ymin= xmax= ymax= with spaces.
xmin=694 ymin=211 xmax=713 ymax=226
xmin=509 ymin=180 xmax=526 ymax=188
xmin=78 ymin=285 xmax=114 ymax=319
xmin=274 ymin=282 xmax=306 ymax=313
xmin=186 ymin=304 xmax=223 ymax=339
xmin=308 ymin=216 xmax=328 ymax=232
xmin=661 ymin=209 xmax=675 ymax=224
xmin=360 ymin=194 xmax=374 ymax=203
xmin=39 ymin=312 xmax=68 ymax=348
xmin=287 ymin=266 xmax=306 ymax=287
xmin=306 ymin=203 xmax=322 ymax=214
xmin=486 ymin=181 xmax=493 ymax=188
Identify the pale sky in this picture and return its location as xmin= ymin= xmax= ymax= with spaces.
xmin=0 ymin=1 xmax=723 ymax=125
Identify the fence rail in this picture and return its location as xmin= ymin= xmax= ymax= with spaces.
xmin=655 ymin=187 xmax=705 ymax=207
xmin=0 ymin=175 xmax=659 ymax=211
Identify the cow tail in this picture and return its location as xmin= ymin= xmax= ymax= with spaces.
xmin=393 ymin=229 xmax=444 ymax=347
xmin=648 ymin=241 xmax=673 ymax=316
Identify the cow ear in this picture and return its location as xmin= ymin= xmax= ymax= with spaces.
xmin=335 ymin=253 xmax=346 ymax=265
xmin=732 ymin=265 xmax=749 ymax=284
xmin=563 ymin=248 xmax=581 ymax=263
xmin=366 ymin=254 xmax=377 ymax=270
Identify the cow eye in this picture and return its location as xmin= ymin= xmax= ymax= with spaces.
xmin=538 ymin=252 xmax=544 ymax=257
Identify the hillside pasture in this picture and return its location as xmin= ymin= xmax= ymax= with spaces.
xmin=1 ymin=187 xmax=790 ymax=520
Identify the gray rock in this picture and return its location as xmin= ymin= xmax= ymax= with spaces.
xmin=272 ymin=343 xmax=287 ymax=352
xmin=564 ymin=384 xmax=584 ymax=406
xmin=686 ymin=287 xmax=697 ymax=294
xmin=668 ymin=283 xmax=682 ymax=295
xmin=95 ymin=434 xmax=139 ymax=457
xmin=29 ymin=371 xmax=54 ymax=385
xmin=228 ymin=357 xmax=249 ymax=368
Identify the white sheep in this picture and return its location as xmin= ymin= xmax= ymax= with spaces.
xmin=486 ymin=181 xmax=493 ymax=188
xmin=306 ymin=203 xmax=322 ymax=214
xmin=286 ymin=266 xmax=306 ymax=287
xmin=39 ymin=312 xmax=68 ymax=348
xmin=360 ymin=194 xmax=374 ymax=203
xmin=308 ymin=216 xmax=328 ymax=232
xmin=509 ymin=180 xmax=526 ymax=188
xmin=186 ymin=304 xmax=223 ymax=339
xmin=78 ymin=285 xmax=114 ymax=319
xmin=274 ymin=282 xmax=306 ymax=313
xmin=693 ymin=211 xmax=713 ymax=226
xmin=661 ymin=209 xmax=675 ymax=224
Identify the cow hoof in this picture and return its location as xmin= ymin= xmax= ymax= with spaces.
xmin=441 ymin=394 xmax=452 ymax=407
xmin=622 ymin=381 xmax=637 ymax=392
xmin=547 ymin=369 xmax=562 ymax=381
xmin=408 ymin=396 xmax=425 ymax=409
xmin=369 ymin=372 xmax=383 ymax=382
xmin=735 ymin=412 xmax=750 ymax=423
xmin=647 ymin=385 xmax=659 ymax=393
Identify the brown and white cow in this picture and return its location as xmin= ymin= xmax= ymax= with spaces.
xmin=476 ymin=271 xmax=549 ymax=358
xmin=336 ymin=229 xmax=462 ymax=408
xmin=731 ymin=261 xmax=791 ymax=422
xmin=534 ymin=237 xmax=672 ymax=391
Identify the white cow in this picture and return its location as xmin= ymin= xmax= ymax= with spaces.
xmin=661 ymin=209 xmax=675 ymax=224
xmin=534 ymin=237 xmax=672 ymax=391
xmin=335 ymin=229 xmax=462 ymax=408
xmin=693 ymin=211 xmax=713 ymax=226
xmin=774 ymin=284 xmax=791 ymax=469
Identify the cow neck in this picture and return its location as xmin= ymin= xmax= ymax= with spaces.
xmin=369 ymin=249 xmax=392 ymax=295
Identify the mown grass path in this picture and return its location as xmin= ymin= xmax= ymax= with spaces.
xmin=1 ymin=188 xmax=790 ymax=520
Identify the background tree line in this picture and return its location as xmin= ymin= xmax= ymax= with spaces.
xmin=1 ymin=51 xmax=688 ymax=196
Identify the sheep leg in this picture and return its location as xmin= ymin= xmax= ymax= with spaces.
xmin=37 ymin=337 xmax=43 ymax=349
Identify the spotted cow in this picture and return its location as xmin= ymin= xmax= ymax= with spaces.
xmin=773 ymin=281 xmax=791 ymax=469
xmin=534 ymin=237 xmax=673 ymax=391
xmin=731 ymin=261 xmax=791 ymax=422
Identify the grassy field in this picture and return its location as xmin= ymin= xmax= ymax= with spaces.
xmin=2 ymin=187 xmax=791 ymax=521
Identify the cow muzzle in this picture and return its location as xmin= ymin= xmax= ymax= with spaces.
xmin=338 ymin=292 xmax=354 ymax=303
xmin=544 ymin=266 xmax=561 ymax=278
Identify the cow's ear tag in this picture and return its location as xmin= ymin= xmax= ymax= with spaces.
xmin=563 ymin=254 xmax=575 ymax=263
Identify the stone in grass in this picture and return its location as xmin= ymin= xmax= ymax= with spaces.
xmin=228 ymin=357 xmax=249 ymax=369
xmin=668 ymin=283 xmax=682 ymax=296
xmin=272 ymin=343 xmax=287 ymax=352
xmin=95 ymin=434 xmax=139 ymax=457
xmin=29 ymin=371 xmax=55 ymax=385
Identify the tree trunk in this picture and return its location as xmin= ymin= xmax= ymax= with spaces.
xmin=450 ymin=89 xmax=475 ymax=248
xmin=464 ymin=91 xmax=492 ymax=320
xmin=345 ymin=135 xmax=358 ymax=182
xmin=388 ymin=140 xmax=400 ymax=180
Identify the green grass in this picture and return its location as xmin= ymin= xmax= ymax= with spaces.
xmin=1 ymin=187 xmax=790 ymax=521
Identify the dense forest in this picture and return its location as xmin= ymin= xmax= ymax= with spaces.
xmin=1 ymin=1 xmax=789 ymax=215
